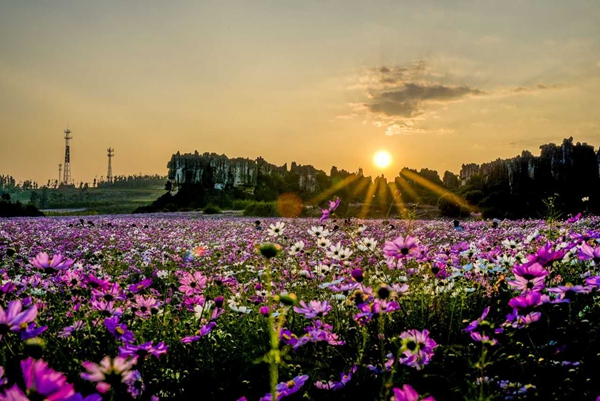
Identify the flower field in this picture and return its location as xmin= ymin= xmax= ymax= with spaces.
xmin=1 ymin=213 xmax=600 ymax=400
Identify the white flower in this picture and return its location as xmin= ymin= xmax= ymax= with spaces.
xmin=582 ymin=196 xmax=590 ymax=202
xmin=314 ymin=263 xmax=332 ymax=276
xmin=326 ymin=242 xmax=353 ymax=260
xmin=156 ymin=270 xmax=169 ymax=279
xmin=501 ymin=239 xmax=521 ymax=250
xmin=316 ymin=238 xmax=332 ymax=249
xmin=357 ymin=237 xmax=378 ymax=252
xmin=308 ymin=226 xmax=330 ymax=238
xmin=267 ymin=222 xmax=285 ymax=237
xmin=288 ymin=241 xmax=305 ymax=255
xmin=228 ymin=300 xmax=252 ymax=314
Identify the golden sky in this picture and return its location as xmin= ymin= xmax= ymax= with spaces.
xmin=1 ymin=1 xmax=599 ymax=185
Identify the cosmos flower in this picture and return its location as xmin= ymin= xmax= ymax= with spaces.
xmin=10 ymin=358 xmax=76 ymax=401
xmin=181 ymin=321 xmax=217 ymax=343
xmin=104 ymin=317 xmax=135 ymax=344
xmin=293 ymin=300 xmax=332 ymax=319
xmin=0 ymin=299 xmax=38 ymax=334
xmin=81 ymin=356 xmax=138 ymax=394
xmin=391 ymin=384 xmax=435 ymax=401
xmin=383 ymin=236 xmax=420 ymax=260
xmin=320 ymin=198 xmax=340 ymax=223
xmin=314 ymin=365 xmax=356 ymax=391
xmin=118 ymin=341 xmax=168 ymax=359
xmin=398 ymin=329 xmax=437 ymax=370
xmin=267 ymin=222 xmax=285 ymax=237
xmin=30 ymin=252 xmax=74 ymax=273
xmin=260 ymin=375 xmax=309 ymax=400
xmin=178 ymin=271 xmax=208 ymax=295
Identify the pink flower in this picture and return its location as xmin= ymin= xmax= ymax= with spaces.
xmin=0 ymin=300 xmax=38 ymax=333
xmin=81 ymin=356 xmax=137 ymax=394
xmin=383 ymin=236 xmax=420 ymax=260
xmin=392 ymin=384 xmax=435 ymax=401
xmin=30 ymin=252 xmax=74 ymax=273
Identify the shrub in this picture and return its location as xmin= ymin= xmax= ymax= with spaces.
xmin=203 ymin=204 xmax=222 ymax=214
xmin=243 ymin=201 xmax=279 ymax=217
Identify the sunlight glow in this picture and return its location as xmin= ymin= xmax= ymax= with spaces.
xmin=373 ymin=151 xmax=392 ymax=169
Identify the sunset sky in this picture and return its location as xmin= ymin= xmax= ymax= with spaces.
xmin=1 ymin=1 xmax=599 ymax=185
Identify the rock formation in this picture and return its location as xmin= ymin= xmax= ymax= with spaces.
xmin=167 ymin=151 xmax=327 ymax=194
xmin=459 ymin=138 xmax=599 ymax=193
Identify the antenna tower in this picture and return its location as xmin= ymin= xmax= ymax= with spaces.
xmin=58 ymin=164 xmax=62 ymax=186
xmin=107 ymin=147 xmax=114 ymax=183
xmin=62 ymin=128 xmax=73 ymax=185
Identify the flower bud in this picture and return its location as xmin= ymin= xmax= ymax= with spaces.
xmin=351 ymin=268 xmax=364 ymax=283
xmin=278 ymin=293 xmax=298 ymax=306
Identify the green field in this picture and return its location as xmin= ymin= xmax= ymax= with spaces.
xmin=12 ymin=186 xmax=166 ymax=215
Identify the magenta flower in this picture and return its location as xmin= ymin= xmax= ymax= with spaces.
xmin=0 ymin=299 xmax=38 ymax=335
xmin=392 ymin=384 xmax=435 ymax=401
xmin=464 ymin=306 xmax=490 ymax=333
xmin=293 ymin=320 xmax=345 ymax=350
xmin=260 ymin=375 xmax=309 ymax=401
xmin=81 ymin=356 xmax=137 ymax=394
xmin=511 ymin=262 xmax=549 ymax=281
xmin=30 ymin=252 xmax=74 ymax=273
xmin=127 ymin=278 xmax=153 ymax=294
xmin=119 ymin=341 xmax=168 ymax=359
xmin=579 ymin=243 xmax=600 ymax=264
xmin=383 ymin=236 xmax=420 ymax=259
xmin=181 ymin=321 xmax=216 ymax=344
xmin=319 ymin=198 xmax=340 ymax=223
xmin=294 ymin=300 xmax=332 ymax=319
xmin=398 ymin=329 xmax=437 ymax=370
xmin=508 ymin=291 xmax=542 ymax=310
xmin=104 ymin=317 xmax=135 ymax=343
xmin=12 ymin=358 xmax=76 ymax=401
xmin=178 ymin=271 xmax=207 ymax=295
xmin=523 ymin=242 xmax=565 ymax=268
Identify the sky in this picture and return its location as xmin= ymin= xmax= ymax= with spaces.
xmin=1 ymin=0 xmax=599 ymax=185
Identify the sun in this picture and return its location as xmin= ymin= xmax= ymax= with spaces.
xmin=373 ymin=150 xmax=392 ymax=169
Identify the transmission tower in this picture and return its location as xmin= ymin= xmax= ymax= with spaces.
xmin=62 ymin=129 xmax=73 ymax=185
xmin=58 ymin=164 xmax=62 ymax=186
xmin=107 ymin=147 xmax=114 ymax=183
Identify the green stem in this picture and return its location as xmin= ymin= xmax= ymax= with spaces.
xmin=264 ymin=259 xmax=279 ymax=400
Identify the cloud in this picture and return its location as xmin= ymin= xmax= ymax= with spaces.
xmin=367 ymin=83 xmax=485 ymax=118
xmin=511 ymin=83 xmax=563 ymax=93
xmin=350 ymin=61 xmax=486 ymax=121
xmin=384 ymin=123 xmax=454 ymax=136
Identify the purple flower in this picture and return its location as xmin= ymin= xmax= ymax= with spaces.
xmin=293 ymin=320 xmax=345 ymax=350
xmin=0 ymin=300 xmax=38 ymax=334
xmin=294 ymin=300 xmax=332 ymax=319
xmin=314 ymin=365 xmax=356 ymax=391
xmin=260 ymin=375 xmax=309 ymax=400
xmin=319 ymin=198 xmax=340 ymax=223
xmin=118 ymin=341 xmax=168 ymax=359
xmin=104 ymin=317 xmax=135 ymax=343
xmin=181 ymin=321 xmax=216 ymax=344
xmin=383 ymin=236 xmax=420 ymax=260
xmin=464 ymin=306 xmax=490 ymax=333
xmin=30 ymin=252 xmax=74 ymax=273
xmin=392 ymin=384 xmax=435 ymax=401
xmin=579 ymin=243 xmax=600 ymax=264
xmin=127 ymin=278 xmax=153 ymax=294
xmin=17 ymin=358 xmax=75 ymax=401
xmin=398 ymin=329 xmax=437 ymax=370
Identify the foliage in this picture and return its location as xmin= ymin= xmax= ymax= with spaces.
xmin=243 ymin=201 xmax=279 ymax=217
xmin=202 ymin=204 xmax=222 ymax=215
